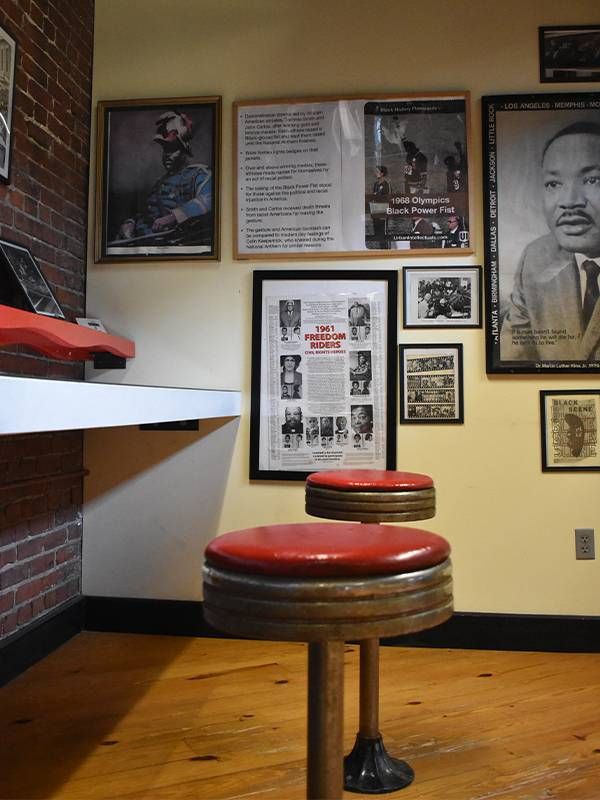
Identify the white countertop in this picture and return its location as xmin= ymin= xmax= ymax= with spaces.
xmin=0 ymin=375 xmax=241 ymax=434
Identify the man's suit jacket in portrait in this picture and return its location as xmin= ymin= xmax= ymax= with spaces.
xmin=501 ymin=234 xmax=600 ymax=362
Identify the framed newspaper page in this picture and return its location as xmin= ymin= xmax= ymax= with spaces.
xmin=399 ymin=343 xmax=463 ymax=424
xmin=250 ymin=270 xmax=397 ymax=480
xmin=540 ymin=390 xmax=600 ymax=471
xmin=235 ymin=93 xmax=472 ymax=259
xmin=483 ymin=92 xmax=600 ymax=374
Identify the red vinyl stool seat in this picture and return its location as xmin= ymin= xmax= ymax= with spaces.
xmin=306 ymin=469 xmax=435 ymax=522
xmin=305 ymin=469 xmax=437 ymax=794
xmin=203 ymin=522 xmax=452 ymax=800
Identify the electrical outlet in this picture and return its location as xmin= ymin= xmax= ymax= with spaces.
xmin=575 ymin=529 xmax=595 ymax=560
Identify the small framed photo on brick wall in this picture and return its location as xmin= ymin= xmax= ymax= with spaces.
xmin=0 ymin=25 xmax=17 ymax=183
xmin=0 ymin=239 xmax=65 ymax=318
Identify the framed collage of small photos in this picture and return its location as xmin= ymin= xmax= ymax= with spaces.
xmin=399 ymin=344 xmax=464 ymax=424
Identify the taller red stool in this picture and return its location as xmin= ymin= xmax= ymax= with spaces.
xmin=305 ymin=469 xmax=436 ymax=794
xmin=203 ymin=522 xmax=452 ymax=800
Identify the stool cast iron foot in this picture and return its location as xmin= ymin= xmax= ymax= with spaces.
xmin=344 ymin=734 xmax=415 ymax=794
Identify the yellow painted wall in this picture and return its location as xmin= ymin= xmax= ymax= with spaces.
xmin=84 ymin=0 xmax=600 ymax=614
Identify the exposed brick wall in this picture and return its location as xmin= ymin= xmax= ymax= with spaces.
xmin=0 ymin=0 xmax=94 ymax=641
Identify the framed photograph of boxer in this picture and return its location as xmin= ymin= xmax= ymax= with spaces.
xmin=95 ymin=96 xmax=221 ymax=262
xmin=540 ymin=390 xmax=600 ymax=471
xmin=483 ymin=92 xmax=600 ymax=374
xmin=402 ymin=265 xmax=482 ymax=328
xmin=0 ymin=25 xmax=16 ymax=183
xmin=399 ymin=343 xmax=463 ymax=424
xmin=539 ymin=27 xmax=600 ymax=84
xmin=250 ymin=270 xmax=398 ymax=480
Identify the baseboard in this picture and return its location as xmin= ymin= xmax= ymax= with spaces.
xmin=0 ymin=597 xmax=84 ymax=686
xmin=381 ymin=612 xmax=600 ymax=653
xmin=83 ymin=596 xmax=230 ymax=638
xmin=83 ymin=596 xmax=600 ymax=653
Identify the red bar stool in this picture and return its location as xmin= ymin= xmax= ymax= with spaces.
xmin=305 ymin=469 xmax=436 ymax=794
xmin=204 ymin=522 xmax=452 ymax=800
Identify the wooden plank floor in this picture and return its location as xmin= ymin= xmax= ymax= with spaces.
xmin=1 ymin=633 xmax=600 ymax=799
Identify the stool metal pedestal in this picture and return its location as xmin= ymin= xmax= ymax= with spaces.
xmin=305 ymin=470 xmax=436 ymax=794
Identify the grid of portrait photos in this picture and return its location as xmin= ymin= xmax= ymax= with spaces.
xmin=400 ymin=344 xmax=463 ymax=424
xmin=278 ymin=296 xmax=375 ymax=452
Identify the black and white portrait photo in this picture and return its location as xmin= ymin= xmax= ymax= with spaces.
xmin=484 ymin=93 xmax=600 ymax=373
xmin=279 ymin=299 xmax=301 ymax=330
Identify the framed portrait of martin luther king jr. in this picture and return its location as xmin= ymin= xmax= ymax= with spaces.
xmin=483 ymin=92 xmax=600 ymax=374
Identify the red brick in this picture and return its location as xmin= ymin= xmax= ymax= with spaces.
xmin=67 ymin=521 xmax=82 ymax=541
xmin=0 ymin=591 xmax=15 ymax=613
xmin=42 ymin=528 xmax=67 ymax=550
xmin=0 ymin=523 xmax=28 ymax=546
xmin=34 ymin=103 xmax=48 ymax=126
xmin=55 ymin=543 xmax=78 ymax=564
xmin=28 ymin=1 xmax=45 ymax=29
xmin=27 ymin=120 xmax=52 ymax=151
xmin=1 ymin=612 xmax=18 ymax=636
xmin=0 ymin=546 xmax=16 ymax=567
xmin=37 ymin=454 xmax=62 ymax=475
xmin=16 ymin=603 xmax=33 ymax=625
xmin=0 ymin=563 xmax=28 ymax=590
xmin=43 ymin=17 xmax=56 ymax=43
xmin=56 ymin=576 xmax=79 ymax=601
xmin=0 ymin=203 xmax=14 ymax=226
xmin=17 ymin=537 xmax=43 ymax=560
xmin=29 ymin=552 xmax=55 ymax=576
xmin=31 ymin=596 xmax=45 ymax=616
xmin=8 ymin=188 xmax=24 ymax=209
xmin=22 ymin=53 xmax=48 ymax=89
xmin=16 ymin=578 xmax=43 ymax=604
xmin=28 ymin=512 xmax=53 ymax=535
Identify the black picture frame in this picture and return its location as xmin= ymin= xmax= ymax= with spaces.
xmin=482 ymin=92 xmax=600 ymax=374
xmin=0 ymin=24 xmax=16 ymax=184
xmin=250 ymin=270 xmax=398 ymax=480
xmin=95 ymin=96 xmax=221 ymax=263
xmin=539 ymin=26 xmax=600 ymax=84
xmin=399 ymin=343 xmax=463 ymax=424
xmin=540 ymin=390 xmax=600 ymax=471
xmin=402 ymin=265 xmax=482 ymax=328
xmin=0 ymin=239 xmax=64 ymax=318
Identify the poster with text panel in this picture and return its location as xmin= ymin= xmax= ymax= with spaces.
xmin=235 ymin=93 xmax=471 ymax=259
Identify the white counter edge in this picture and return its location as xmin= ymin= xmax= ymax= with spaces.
xmin=0 ymin=375 xmax=241 ymax=434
